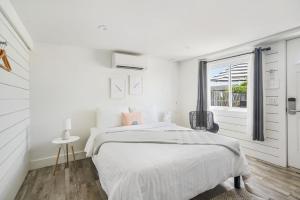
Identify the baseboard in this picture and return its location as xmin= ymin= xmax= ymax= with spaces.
xmin=30 ymin=150 xmax=86 ymax=170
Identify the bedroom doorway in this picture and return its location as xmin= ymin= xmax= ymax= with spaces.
xmin=287 ymin=38 xmax=300 ymax=169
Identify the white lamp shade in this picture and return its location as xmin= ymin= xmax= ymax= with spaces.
xmin=65 ymin=118 xmax=72 ymax=130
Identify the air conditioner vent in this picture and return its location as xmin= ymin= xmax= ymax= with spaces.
xmin=116 ymin=65 xmax=144 ymax=70
xmin=112 ymin=53 xmax=147 ymax=70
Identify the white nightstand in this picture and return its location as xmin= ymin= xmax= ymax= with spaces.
xmin=52 ymin=136 xmax=80 ymax=175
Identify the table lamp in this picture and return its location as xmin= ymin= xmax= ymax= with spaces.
xmin=63 ymin=118 xmax=72 ymax=140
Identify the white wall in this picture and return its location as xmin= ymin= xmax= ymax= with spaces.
xmin=178 ymin=41 xmax=287 ymax=167
xmin=0 ymin=10 xmax=31 ymax=200
xmin=30 ymin=43 xmax=179 ymax=169
xmin=177 ymin=59 xmax=199 ymax=126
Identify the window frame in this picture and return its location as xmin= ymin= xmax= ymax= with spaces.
xmin=207 ymin=56 xmax=250 ymax=112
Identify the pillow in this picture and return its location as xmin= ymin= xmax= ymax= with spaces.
xmin=122 ymin=112 xmax=143 ymax=126
xmin=96 ymin=106 xmax=129 ymax=128
xmin=129 ymin=105 xmax=159 ymax=124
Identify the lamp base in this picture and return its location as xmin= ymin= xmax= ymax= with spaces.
xmin=62 ymin=130 xmax=71 ymax=140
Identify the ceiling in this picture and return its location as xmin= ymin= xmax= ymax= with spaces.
xmin=11 ymin=0 xmax=300 ymax=61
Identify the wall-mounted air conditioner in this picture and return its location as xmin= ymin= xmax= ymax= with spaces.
xmin=112 ymin=52 xmax=147 ymax=70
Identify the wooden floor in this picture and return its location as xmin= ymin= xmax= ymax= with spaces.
xmin=15 ymin=156 xmax=300 ymax=200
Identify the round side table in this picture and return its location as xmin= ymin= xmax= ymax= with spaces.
xmin=52 ymin=136 xmax=80 ymax=175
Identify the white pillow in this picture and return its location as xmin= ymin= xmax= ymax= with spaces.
xmin=96 ymin=106 xmax=129 ymax=128
xmin=129 ymin=105 xmax=159 ymax=124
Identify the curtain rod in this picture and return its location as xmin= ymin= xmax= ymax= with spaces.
xmin=206 ymin=47 xmax=271 ymax=63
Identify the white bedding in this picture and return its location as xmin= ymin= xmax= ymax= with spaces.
xmin=86 ymin=123 xmax=249 ymax=200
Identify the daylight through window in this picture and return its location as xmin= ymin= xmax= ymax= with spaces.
xmin=209 ymin=61 xmax=248 ymax=108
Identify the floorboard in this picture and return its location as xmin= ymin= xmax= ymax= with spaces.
xmin=15 ymin=156 xmax=300 ymax=200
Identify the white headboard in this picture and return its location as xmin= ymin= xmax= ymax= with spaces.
xmin=96 ymin=105 xmax=167 ymax=129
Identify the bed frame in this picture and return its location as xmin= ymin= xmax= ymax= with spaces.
xmin=96 ymin=176 xmax=242 ymax=200
xmin=95 ymin=174 xmax=241 ymax=200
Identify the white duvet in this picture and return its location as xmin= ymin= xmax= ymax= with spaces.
xmin=85 ymin=123 xmax=249 ymax=200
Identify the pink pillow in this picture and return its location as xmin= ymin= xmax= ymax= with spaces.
xmin=122 ymin=112 xmax=143 ymax=126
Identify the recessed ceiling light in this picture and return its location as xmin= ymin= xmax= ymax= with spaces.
xmin=97 ymin=25 xmax=108 ymax=31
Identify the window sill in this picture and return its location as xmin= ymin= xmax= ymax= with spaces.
xmin=209 ymin=106 xmax=247 ymax=113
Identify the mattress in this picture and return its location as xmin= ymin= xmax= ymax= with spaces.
xmin=86 ymin=123 xmax=249 ymax=200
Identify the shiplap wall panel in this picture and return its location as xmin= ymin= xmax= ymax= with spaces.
xmin=265 ymin=63 xmax=278 ymax=72
xmin=0 ymin=119 xmax=29 ymax=149
xmin=7 ymin=53 xmax=30 ymax=71
xmin=0 ymin=109 xmax=29 ymax=134
xmin=266 ymin=113 xmax=280 ymax=122
xmin=219 ymin=129 xmax=250 ymax=140
xmin=265 ymin=105 xmax=280 ymax=114
xmin=265 ymin=130 xmax=280 ymax=139
xmin=242 ymin=147 xmax=279 ymax=160
xmin=256 ymin=42 xmax=286 ymax=166
xmin=0 ymin=142 xmax=27 ymax=200
xmin=0 ymin=39 xmax=29 ymax=73
xmin=0 ymin=84 xmax=29 ymax=99
xmin=0 ymin=100 xmax=29 ymax=115
xmin=265 ymin=121 xmax=280 ymax=131
xmin=0 ymin=130 xmax=27 ymax=166
xmin=215 ymin=115 xmax=247 ymax=126
xmin=0 ymin=13 xmax=29 ymax=59
xmin=0 ymin=143 xmax=27 ymax=183
xmin=239 ymin=140 xmax=280 ymax=156
xmin=6 ymin=46 xmax=29 ymax=70
xmin=265 ymin=89 xmax=281 ymax=97
xmin=220 ymin=129 xmax=280 ymax=149
xmin=214 ymin=41 xmax=287 ymax=167
xmin=10 ymin=59 xmax=29 ymax=80
xmin=218 ymin=122 xmax=247 ymax=133
xmin=0 ymin=10 xmax=31 ymax=200
xmin=266 ymin=46 xmax=279 ymax=54
xmin=0 ymin=36 xmax=29 ymax=70
xmin=213 ymin=110 xmax=247 ymax=118
xmin=264 ymin=53 xmax=278 ymax=63
xmin=0 ymin=69 xmax=29 ymax=89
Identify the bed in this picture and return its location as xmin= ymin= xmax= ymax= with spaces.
xmin=84 ymin=106 xmax=249 ymax=200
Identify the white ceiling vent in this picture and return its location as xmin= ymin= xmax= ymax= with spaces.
xmin=112 ymin=53 xmax=147 ymax=70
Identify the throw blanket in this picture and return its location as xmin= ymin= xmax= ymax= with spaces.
xmin=93 ymin=130 xmax=240 ymax=156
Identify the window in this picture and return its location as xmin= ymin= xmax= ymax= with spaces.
xmin=231 ymin=63 xmax=248 ymax=108
xmin=208 ymin=59 xmax=248 ymax=109
xmin=209 ymin=64 xmax=230 ymax=107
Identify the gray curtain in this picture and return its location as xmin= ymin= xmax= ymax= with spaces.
xmin=196 ymin=60 xmax=207 ymax=127
xmin=253 ymin=48 xmax=264 ymax=141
